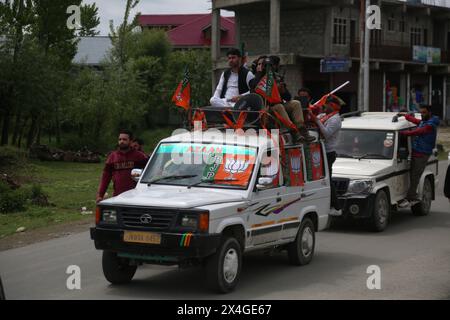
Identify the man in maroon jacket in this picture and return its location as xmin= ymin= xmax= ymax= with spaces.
xmin=96 ymin=130 xmax=149 ymax=203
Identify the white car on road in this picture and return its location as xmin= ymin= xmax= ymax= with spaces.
xmin=91 ymin=129 xmax=331 ymax=293
xmin=331 ymin=112 xmax=439 ymax=231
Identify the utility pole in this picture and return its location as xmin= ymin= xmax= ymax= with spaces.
xmin=358 ymin=0 xmax=365 ymax=112
xmin=363 ymin=0 xmax=371 ymax=112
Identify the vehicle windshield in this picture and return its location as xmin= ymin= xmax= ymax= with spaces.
xmin=141 ymin=143 xmax=257 ymax=189
xmin=335 ymin=129 xmax=395 ymax=159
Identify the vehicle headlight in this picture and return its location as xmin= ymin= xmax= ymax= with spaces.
xmin=102 ymin=209 xmax=117 ymax=223
xmin=180 ymin=215 xmax=198 ymax=228
xmin=346 ymin=180 xmax=374 ymax=195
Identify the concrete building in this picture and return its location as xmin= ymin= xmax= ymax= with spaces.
xmin=211 ymin=0 xmax=450 ymax=122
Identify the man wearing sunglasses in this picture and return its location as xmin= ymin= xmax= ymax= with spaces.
xmin=397 ymin=105 xmax=440 ymax=208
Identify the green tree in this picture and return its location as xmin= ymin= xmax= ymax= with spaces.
xmin=0 ymin=0 xmax=34 ymax=146
xmin=78 ymin=2 xmax=100 ymax=37
xmin=109 ymin=0 xmax=140 ymax=69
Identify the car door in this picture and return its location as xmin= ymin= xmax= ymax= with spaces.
xmin=277 ymin=146 xmax=306 ymax=241
xmin=301 ymin=142 xmax=331 ymax=229
xmin=395 ymin=130 xmax=411 ymax=199
xmin=248 ymin=150 xmax=287 ymax=247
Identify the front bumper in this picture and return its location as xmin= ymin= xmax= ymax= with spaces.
xmin=337 ymin=194 xmax=376 ymax=219
xmin=90 ymin=227 xmax=221 ymax=264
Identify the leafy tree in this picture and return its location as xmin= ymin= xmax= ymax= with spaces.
xmin=78 ymin=2 xmax=100 ymax=37
xmin=0 ymin=0 xmax=35 ymax=145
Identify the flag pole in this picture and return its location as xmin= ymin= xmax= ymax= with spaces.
xmin=312 ymin=81 xmax=350 ymax=106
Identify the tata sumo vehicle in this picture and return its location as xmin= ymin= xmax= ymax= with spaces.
xmin=331 ymin=112 xmax=439 ymax=232
xmin=91 ymin=128 xmax=331 ymax=293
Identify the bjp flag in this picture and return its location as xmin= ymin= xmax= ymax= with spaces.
xmin=255 ymin=67 xmax=282 ymax=105
xmin=172 ymin=68 xmax=191 ymax=110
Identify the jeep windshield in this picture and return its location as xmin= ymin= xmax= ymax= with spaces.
xmin=140 ymin=143 xmax=257 ymax=189
xmin=335 ymin=129 xmax=395 ymax=160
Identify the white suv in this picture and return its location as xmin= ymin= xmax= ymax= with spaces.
xmin=331 ymin=112 xmax=439 ymax=232
xmin=91 ymin=129 xmax=331 ymax=293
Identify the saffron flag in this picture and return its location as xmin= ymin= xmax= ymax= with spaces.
xmin=172 ymin=68 xmax=191 ymax=110
xmin=255 ymin=67 xmax=282 ymax=105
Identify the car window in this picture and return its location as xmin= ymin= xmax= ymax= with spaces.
xmin=141 ymin=143 xmax=257 ymax=189
xmin=259 ymin=151 xmax=280 ymax=188
xmin=283 ymin=147 xmax=305 ymax=187
xmin=335 ymin=129 xmax=395 ymax=159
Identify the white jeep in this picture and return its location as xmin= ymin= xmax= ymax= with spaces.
xmin=91 ymin=128 xmax=331 ymax=293
xmin=331 ymin=112 xmax=439 ymax=232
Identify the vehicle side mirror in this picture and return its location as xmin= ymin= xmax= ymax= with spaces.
xmin=131 ymin=169 xmax=143 ymax=182
xmin=398 ymin=147 xmax=409 ymax=161
xmin=256 ymin=177 xmax=274 ymax=191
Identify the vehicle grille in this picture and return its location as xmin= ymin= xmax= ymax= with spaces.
xmin=333 ymin=178 xmax=350 ymax=196
xmin=120 ymin=208 xmax=176 ymax=230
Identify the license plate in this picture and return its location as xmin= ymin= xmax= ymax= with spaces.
xmin=123 ymin=231 xmax=161 ymax=245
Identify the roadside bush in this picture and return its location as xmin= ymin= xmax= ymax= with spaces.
xmin=29 ymin=184 xmax=50 ymax=207
xmin=0 ymin=181 xmax=26 ymax=214
xmin=0 ymin=146 xmax=28 ymax=168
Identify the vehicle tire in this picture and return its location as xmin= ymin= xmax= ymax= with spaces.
xmin=287 ymin=217 xmax=315 ymax=266
xmin=412 ymin=177 xmax=432 ymax=216
xmin=102 ymin=251 xmax=137 ymax=285
xmin=0 ymin=277 xmax=5 ymax=300
xmin=205 ymin=237 xmax=242 ymax=293
xmin=369 ymin=190 xmax=390 ymax=232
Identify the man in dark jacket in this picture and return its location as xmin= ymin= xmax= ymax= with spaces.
xmin=96 ymin=130 xmax=148 ymax=203
xmin=398 ymin=106 xmax=440 ymax=207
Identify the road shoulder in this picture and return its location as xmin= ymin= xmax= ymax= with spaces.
xmin=0 ymin=217 xmax=93 ymax=252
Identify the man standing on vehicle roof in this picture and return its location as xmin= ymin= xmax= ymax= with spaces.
xmin=96 ymin=130 xmax=149 ymax=203
xmin=210 ymin=48 xmax=255 ymax=109
xmin=309 ymin=95 xmax=345 ymax=214
xmin=397 ymin=105 xmax=440 ymax=208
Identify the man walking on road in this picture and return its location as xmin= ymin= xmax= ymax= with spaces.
xmin=398 ymin=106 xmax=440 ymax=207
xmin=96 ymin=130 xmax=149 ymax=203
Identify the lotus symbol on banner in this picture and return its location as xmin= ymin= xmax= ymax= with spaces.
xmin=224 ymin=159 xmax=250 ymax=180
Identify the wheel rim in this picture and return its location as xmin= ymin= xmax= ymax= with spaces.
xmin=422 ymin=180 xmax=432 ymax=211
xmin=223 ymin=248 xmax=239 ymax=284
xmin=377 ymin=195 xmax=388 ymax=225
xmin=301 ymin=227 xmax=314 ymax=257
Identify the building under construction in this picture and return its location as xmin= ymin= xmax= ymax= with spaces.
xmin=210 ymin=0 xmax=450 ymax=123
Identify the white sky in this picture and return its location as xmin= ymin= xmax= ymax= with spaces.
xmin=83 ymin=0 xmax=234 ymax=36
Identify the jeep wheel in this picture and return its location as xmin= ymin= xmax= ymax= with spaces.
xmin=205 ymin=237 xmax=242 ymax=293
xmin=102 ymin=251 xmax=137 ymax=285
xmin=287 ymin=217 xmax=315 ymax=266
xmin=0 ymin=277 xmax=5 ymax=300
xmin=412 ymin=177 xmax=432 ymax=216
xmin=370 ymin=190 xmax=390 ymax=232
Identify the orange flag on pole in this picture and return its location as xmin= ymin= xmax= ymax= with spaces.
xmin=255 ymin=66 xmax=282 ymax=105
xmin=172 ymin=68 xmax=191 ymax=110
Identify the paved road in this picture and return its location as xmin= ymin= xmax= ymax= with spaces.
xmin=1 ymin=162 xmax=449 ymax=300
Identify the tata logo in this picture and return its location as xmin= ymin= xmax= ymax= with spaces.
xmin=140 ymin=214 xmax=153 ymax=224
